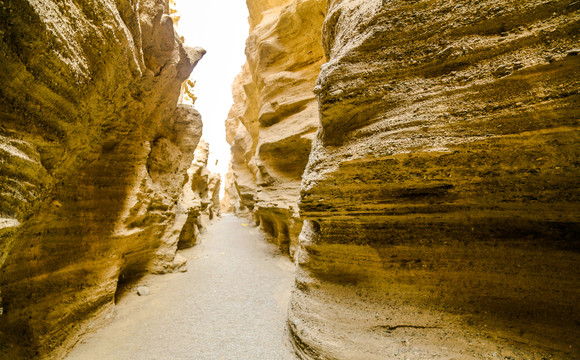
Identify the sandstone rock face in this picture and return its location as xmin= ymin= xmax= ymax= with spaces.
xmin=289 ymin=0 xmax=580 ymax=359
xmin=208 ymin=173 xmax=222 ymax=219
xmin=0 ymin=0 xmax=206 ymax=357
xmin=224 ymin=0 xmax=326 ymax=257
xmin=171 ymin=139 xmax=221 ymax=253
xmin=149 ymin=136 xmax=215 ymax=274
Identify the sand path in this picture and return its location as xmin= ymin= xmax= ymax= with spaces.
xmin=66 ymin=214 xmax=297 ymax=360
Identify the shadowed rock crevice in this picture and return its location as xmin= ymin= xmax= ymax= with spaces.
xmin=113 ymin=265 xmax=145 ymax=305
xmin=256 ymin=209 xmax=295 ymax=255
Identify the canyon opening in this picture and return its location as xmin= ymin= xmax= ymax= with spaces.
xmin=0 ymin=0 xmax=578 ymax=360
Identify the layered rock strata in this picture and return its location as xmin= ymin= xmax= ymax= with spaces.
xmin=224 ymin=0 xmax=326 ymax=257
xmin=150 ymin=139 xmax=219 ymax=272
xmin=0 ymin=0 xmax=205 ymax=358
xmin=172 ymin=139 xmax=221 ymax=253
xmin=289 ymin=0 xmax=580 ymax=359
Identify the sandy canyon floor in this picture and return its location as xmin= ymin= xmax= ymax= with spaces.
xmin=66 ymin=214 xmax=297 ymax=360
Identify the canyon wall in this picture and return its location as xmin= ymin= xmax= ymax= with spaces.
xmin=226 ymin=0 xmax=580 ymax=358
xmin=151 ymin=139 xmax=220 ymax=272
xmin=288 ymin=0 xmax=580 ymax=359
xmin=175 ymin=139 xmax=222 ymax=253
xmin=0 ymin=0 xmax=207 ymax=358
xmin=224 ymin=0 xmax=326 ymax=257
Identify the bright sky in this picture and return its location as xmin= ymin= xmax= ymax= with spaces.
xmin=174 ymin=1 xmax=249 ymax=177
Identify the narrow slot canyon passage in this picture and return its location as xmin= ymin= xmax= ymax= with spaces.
xmin=1 ymin=0 xmax=578 ymax=358
xmin=66 ymin=215 xmax=296 ymax=360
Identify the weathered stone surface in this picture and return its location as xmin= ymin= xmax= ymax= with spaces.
xmin=224 ymin=0 xmax=326 ymax=257
xmin=146 ymin=114 xmax=207 ymax=274
xmin=136 ymin=286 xmax=150 ymax=297
xmin=0 ymin=0 xmax=206 ymax=358
xmin=168 ymin=139 xmax=220 ymax=255
xmin=208 ymin=173 xmax=221 ymax=219
xmin=288 ymin=0 xmax=580 ymax=358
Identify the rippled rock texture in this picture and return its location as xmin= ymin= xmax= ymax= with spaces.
xmin=289 ymin=0 xmax=580 ymax=359
xmin=170 ymin=139 xmax=221 ymax=255
xmin=0 ymin=0 xmax=205 ymax=357
xmin=224 ymin=0 xmax=326 ymax=257
xmin=150 ymin=139 xmax=220 ymax=273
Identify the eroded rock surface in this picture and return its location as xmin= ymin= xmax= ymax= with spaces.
xmin=170 ymin=140 xmax=221 ymax=254
xmin=150 ymin=139 xmax=219 ymax=273
xmin=224 ymin=0 xmax=326 ymax=257
xmin=289 ymin=0 xmax=580 ymax=359
xmin=0 ymin=0 xmax=206 ymax=357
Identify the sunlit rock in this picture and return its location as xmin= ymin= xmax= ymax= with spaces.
xmin=0 ymin=0 xmax=206 ymax=357
xmin=289 ymin=0 xmax=580 ymax=358
xmin=224 ymin=0 xmax=326 ymax=257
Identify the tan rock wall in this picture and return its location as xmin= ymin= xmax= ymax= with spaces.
xmin=225 ymin=0 xmax=326 ymax=257
xmin=0 ymin=0 xmax=205 ymax=357
xmin=290 ymin=0 xmax=580 ymax=358
xmin=171 ymin=140 xmax=220 ymax=253
xmin=208 ymin=173 xmax=222 ymax=219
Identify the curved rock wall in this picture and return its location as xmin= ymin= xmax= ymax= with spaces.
xmin=0 ymin=0 xmax=206 ymax=357
xmin=224 ymin=0 xmax=326 ymax=257
xmin=150 ymin=138 xmax=218 ymax=272
xmin=163 ymin=139 xmax=221 ymax=254
xmin=290 ymin=0 xmax=580 ymax=358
